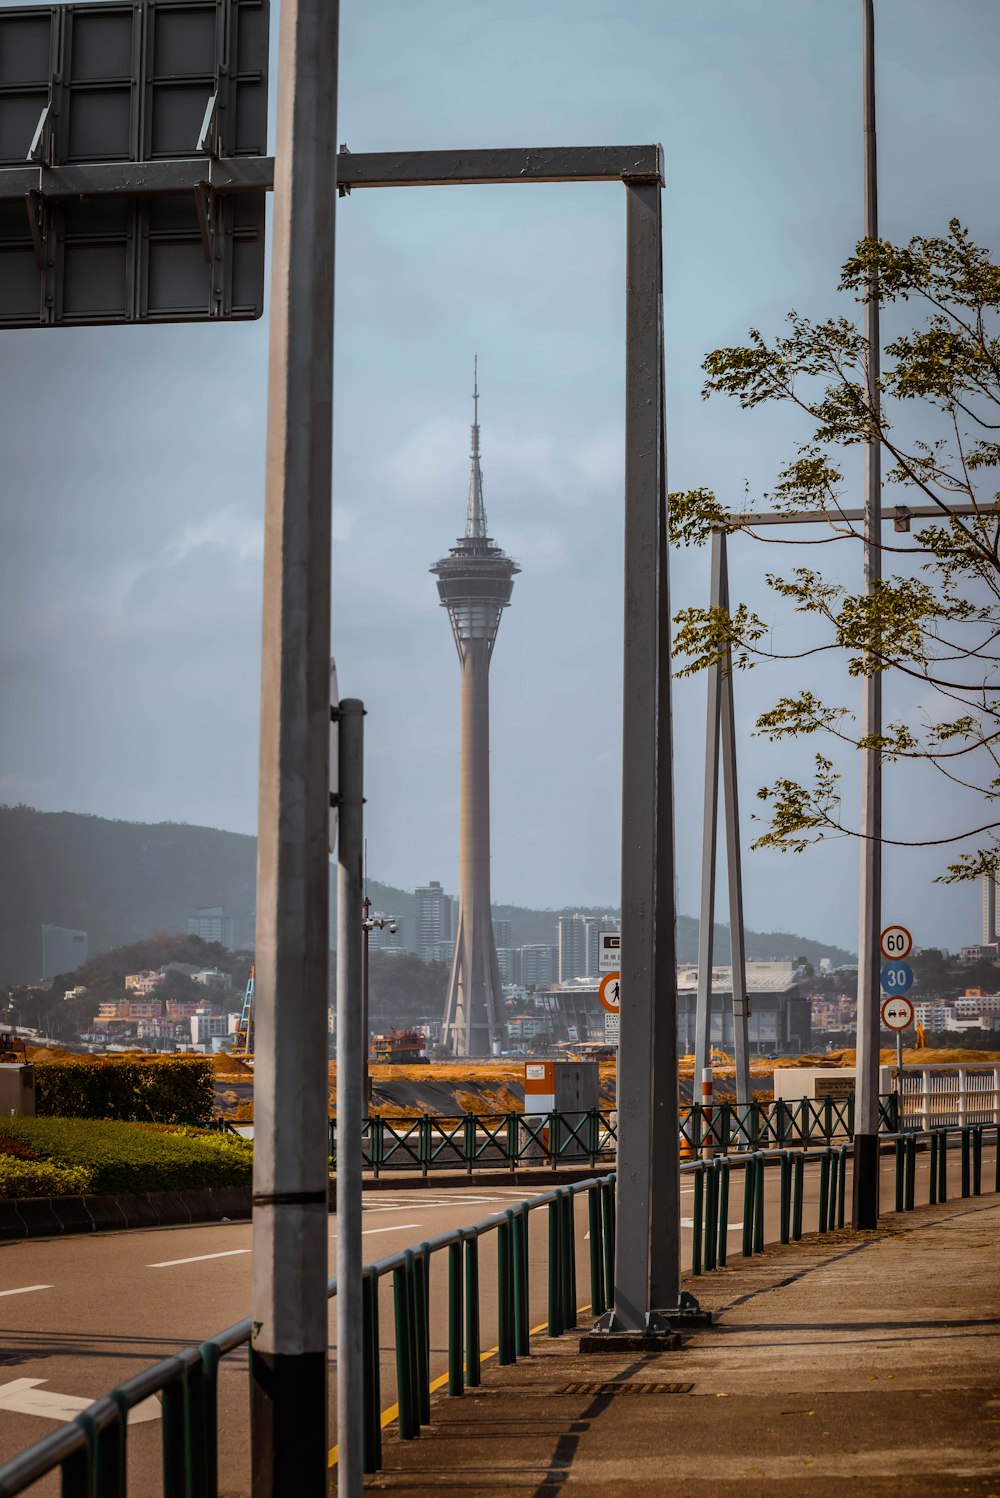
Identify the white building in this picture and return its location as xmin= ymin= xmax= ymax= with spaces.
xmin=190 ymin=1009 xmax=229 ymax=1046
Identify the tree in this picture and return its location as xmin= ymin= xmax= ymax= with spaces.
xmin=670 ymin=221 xmax=1000 ymax=884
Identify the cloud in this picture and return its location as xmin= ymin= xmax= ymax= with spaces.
xmin=165 ymin=508 xmax=264 ymax=566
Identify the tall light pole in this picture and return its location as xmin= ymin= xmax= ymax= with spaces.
xmin=853 ymin=0 xmax=883 ymax=1230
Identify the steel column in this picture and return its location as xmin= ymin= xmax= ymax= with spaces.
xmin=719 ymin=537 xmax=752 ymax=1108
xmin=853 ymin=0 xmax=882 ymax=1230
xmin=337 ymin=701 xmax=365 ymax=1498
xmin=694 ymin=531 xmax=724 ymax=1086
xmin=249 ymin=0 xmax=339 ymax=1491
xmin=605 ymin=169 xmax=686 ymax=1331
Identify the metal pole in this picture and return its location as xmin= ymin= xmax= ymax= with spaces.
xmin=362 ymin=895 xmax=370 ymax=1112
xmin=602 ymin=164 xmax=688 ymax=1333
xmin=694 ymin=531 xmax=723 ymax=1087
xmin=337 ymin=701 xmax=365 ymax=1498
xmin=719 ymin=535 xmax=752 ymax=1109
xmin=250 ymin=1 xmax=338 ymax=1492
xmin=853 ymin=0 xmax=882 ymax=1230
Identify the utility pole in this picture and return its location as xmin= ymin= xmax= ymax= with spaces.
xmin=337 ymin=701 xmax=365 ymax=1498
xmin=250 ymin=2 xmax=339 ymax=1493
xmin=853 ymin=0 xmax=883 ymax=1231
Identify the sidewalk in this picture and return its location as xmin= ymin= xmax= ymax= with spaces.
xmin=366 ymin=1196 xmax=1000 ymax=1496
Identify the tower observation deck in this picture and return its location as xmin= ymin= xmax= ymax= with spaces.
xmin=432 ymin=365 xmax=519 ymax=1056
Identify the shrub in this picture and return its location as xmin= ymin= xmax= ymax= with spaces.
xmin=34 ymin=1059 xmax=215 ymax=1125
xmin=0 ymin=1117 xmax=252 ymax=1195
xmin=0 ymin=1157 xmax=93 ymax=1198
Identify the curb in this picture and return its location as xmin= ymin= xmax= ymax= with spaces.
xmin=0 ymin=1185 xmax=253 ymax=1241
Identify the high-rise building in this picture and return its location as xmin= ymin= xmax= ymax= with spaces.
xmin=492 ymin=918 xmax=512 ymax=950
xmin=982 ymin=872 xmax=1000 ymax=945
xmin=519 ymin=944 xmax=557 ymax=989
xmin=187 ymin=906 xmax=235 ymax=949
xmin=433 ymin=366 xmax=519 ymax=1055
xmin=41 ymin=924 xmax=88 ymax=984
xmin=415 ymin=881 xmax=452 ymax=961
xmin=557 ymin=914 xmax=597 ymax=982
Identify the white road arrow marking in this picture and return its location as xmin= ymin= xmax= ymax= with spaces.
xmin=0 ymin=1379 xmax=160 ymax=1425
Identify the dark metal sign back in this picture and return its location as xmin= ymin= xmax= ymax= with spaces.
xmin=0 ymin=0 xmax=268 ymax=326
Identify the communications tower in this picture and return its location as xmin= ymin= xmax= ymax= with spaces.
xmin=432 ymin=365 xmax=519 ymax=1056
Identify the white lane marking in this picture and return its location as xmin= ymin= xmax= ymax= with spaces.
xmin=0 ymin=1285 xmax=52 ymax=1299
xmin=149 ymin=1249 xmax=252 ymax=1269
xmin=0 ymin=1378 xmax=160 ymax=1425
xmin=681 ymin=1218 xmax=743 ymax=1232
xmin=331 ymin=1223 xmax=422 ymax=1237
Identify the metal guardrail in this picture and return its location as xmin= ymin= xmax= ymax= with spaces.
xmin=331 ymin=1098 xmax=901 ymax=1174
xmin=3 ymin=1122 xmax=998 ymax=1494
xmin=0 ymin=1173 xmax=613 ymax=1496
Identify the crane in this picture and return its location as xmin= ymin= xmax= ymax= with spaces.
xmin=231 ymin=966 xmax=255 ymax=1062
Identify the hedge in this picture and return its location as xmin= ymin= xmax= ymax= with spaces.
xmin=0 ymin=1117 xmax=252 ymax=1195
xmin=0 ymin=1157 xmax=92 ymax=1198
xmin=34 ymin=1059 xmax=215 ymax=1125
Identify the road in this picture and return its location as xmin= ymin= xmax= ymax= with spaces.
xmin=0 ymin=1144 xmax=991 ymax=1495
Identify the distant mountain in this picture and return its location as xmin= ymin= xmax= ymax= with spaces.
xmin=0 ymin=805 xmax=853 ymax=986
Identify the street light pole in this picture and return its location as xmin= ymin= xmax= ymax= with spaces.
xmin=853 ymin=0 xmax=883 ymax=1231
xmin=250 ymin=0 xmax=339 ymax=1490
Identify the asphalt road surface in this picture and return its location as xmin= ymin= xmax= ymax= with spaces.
xmin=0 ymin=1146 xmax=991 ymax=1496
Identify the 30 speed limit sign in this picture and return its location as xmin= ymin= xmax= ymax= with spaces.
xmin=880 ymin=925 xmax=913 ymax=960
xmin=880 ymin=995 xmax=914 ymax=1032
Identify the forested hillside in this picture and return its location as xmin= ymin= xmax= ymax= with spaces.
xmin=0 ymin=805 xmax=852 ymax=986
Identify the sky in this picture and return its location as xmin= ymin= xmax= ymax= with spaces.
xmin=1 ymin=0 xmax=998 ymax=955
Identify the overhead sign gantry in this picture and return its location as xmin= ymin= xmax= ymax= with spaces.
xmin=0 ymin=0 xmax=270 ymax=326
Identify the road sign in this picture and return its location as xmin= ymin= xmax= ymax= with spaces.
xmin=604 ymin=1011 xmax=619 ymax=1046
xmin=880 ymin=961 xmax=914 ymax=995
xmin=598 ymin=932 xmax=621 ymax=972
xmin=880 ymin=925 xmax=913 ymax=960
xmin=880 ymin=995 xmax=914 ymax=1032
xmin=598 ymin=970 xmax=620 ymax=1013
xmin=0 ymin=0 xmax=270 ymax=327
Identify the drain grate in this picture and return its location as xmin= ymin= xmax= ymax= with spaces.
xmin=559 ymin=1381 xmax=693 ymax=1396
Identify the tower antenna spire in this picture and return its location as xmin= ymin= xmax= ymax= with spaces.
xmin=466 ymin=355 xmax=486 ymax=539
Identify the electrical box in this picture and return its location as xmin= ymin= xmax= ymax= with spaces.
xmin=0 ymin=1064 xmax=36 ymax=1116
xmin=522 ymin=1061 xmax=599 ymax=1161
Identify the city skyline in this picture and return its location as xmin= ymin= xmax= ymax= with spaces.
xmin=0 ymin=1 xmax=996 ymax=954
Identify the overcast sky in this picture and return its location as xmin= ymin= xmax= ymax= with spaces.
xmin=2 ymin=0 xmax=998 ymax=954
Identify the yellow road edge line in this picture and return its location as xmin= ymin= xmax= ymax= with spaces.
xmin=328 ymin=1302 xmax=594 ymax=1468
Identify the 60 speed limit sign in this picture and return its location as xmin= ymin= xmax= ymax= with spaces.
xmin=881 ymin=995 xmax=914 ymax=1032
xmin=880 ymin=925 xmax=912 ymax=960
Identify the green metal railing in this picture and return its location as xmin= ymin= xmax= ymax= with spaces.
xmin=683 ymin=1122 xmax=1000 ymax=1278
xmin=331 ymin=1096 xmax=903 ymax=1176
xmin=4 ymin=1121 xmax=998 ymax=1494
xmin=0 ymin=1172 xmax=614 ymax=1496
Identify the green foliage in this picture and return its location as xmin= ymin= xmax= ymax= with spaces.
xmin=672 ymin=221 xmax=1000 ymax=878
xmin=34 ymin=1058 xmax=215 ymax=1125
xmin=0 ymin=1157 xmax=93 ymax=1198
xmin=0 ymin=1117 xmax=252 ymax=1195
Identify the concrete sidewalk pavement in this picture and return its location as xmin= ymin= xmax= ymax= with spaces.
xmin=365 ymin=1196 xmax=1000 ymax=1496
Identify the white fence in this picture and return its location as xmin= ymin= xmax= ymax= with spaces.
xmin=897 ymin=1066 xmax=1000 ymax=1129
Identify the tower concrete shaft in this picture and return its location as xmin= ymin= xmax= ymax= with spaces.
xmin=432 ymin=367 xmax=518 ymax=1056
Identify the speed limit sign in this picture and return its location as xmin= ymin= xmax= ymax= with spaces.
xmin=880 ymin=925 xmax=913 ymax=960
